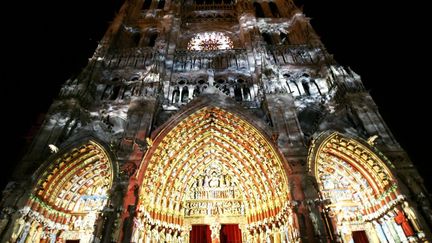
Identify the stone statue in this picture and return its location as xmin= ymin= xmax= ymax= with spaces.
xmin=265 ymin=225 xmax=271 ymax=243
xmin=403 ymin=202 xmax=423 ymax=233
xmin=181 ymin=226 xmax=191 ymax=243
xmin=151 ymin=227 xmax=160 ymax=242
xmin=367 ymin=135 xmax=379 ymax=145
xmin=10 ymin=216 xmax=26 ymax=242
xmin=145 ymin=224 xmax=152 ymax=243
xmin=394 ymin=209 xmax=414 ymax=237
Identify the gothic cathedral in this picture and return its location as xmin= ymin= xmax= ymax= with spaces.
xmin=1 ymin=0 xmax=431 ymax=242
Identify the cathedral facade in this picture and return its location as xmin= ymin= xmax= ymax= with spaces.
xmin=1 ymin=0 xmax=431 ymax=242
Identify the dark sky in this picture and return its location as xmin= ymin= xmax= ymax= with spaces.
xmin=1 ymin=1 xmax=430 ymax=191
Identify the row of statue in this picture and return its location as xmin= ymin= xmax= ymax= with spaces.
xmin=184 ymin=201 xmax=244 ymax=216
xmin=130 ymin=217 xmax=299 ymax=243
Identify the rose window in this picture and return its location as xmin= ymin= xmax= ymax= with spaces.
xmin=187 ymin=32 xmax=233 ymax=51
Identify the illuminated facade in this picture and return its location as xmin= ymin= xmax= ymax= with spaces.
xmin=1 ymin=0 xmax=431 ymax=242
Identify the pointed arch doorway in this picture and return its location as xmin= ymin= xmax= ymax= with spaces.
xmin=308 ymin=132 xmax=427 ymax=242
xmin=133 ymin=106 xmax=298 ymax=242
xmin=7 ymin=140 xmax=115 ymax=243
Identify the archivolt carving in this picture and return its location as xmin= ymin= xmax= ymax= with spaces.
xmin=138 ymin=107 xmax=291 ymax=227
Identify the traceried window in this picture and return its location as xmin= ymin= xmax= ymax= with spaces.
xmin=187 ymin=32 xmax=233 ymax=51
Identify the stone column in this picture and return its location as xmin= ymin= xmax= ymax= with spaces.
xmin=208 ymin=69 xmax=215 ymax=86
xmin=178 ymin=89 xmax=183 ymax=105
xmin=188 ymin=85 xmax=194 ymax=100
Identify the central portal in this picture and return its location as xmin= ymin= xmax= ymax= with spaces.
xmin=135 ymin=107 xmax=294 ymax=242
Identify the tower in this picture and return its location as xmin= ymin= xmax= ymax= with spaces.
xmin=1 ymin=0 xmax=431 ymax=242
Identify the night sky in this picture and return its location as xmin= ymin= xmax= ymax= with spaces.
xmin=1 ymin=0 xmax=430 ymax=191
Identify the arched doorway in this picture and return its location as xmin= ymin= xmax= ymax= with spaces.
xmin=133 ymin=107 xmax=298 ymax=242
xmin=8 ymin=141 xmax=115 ymax=243
xmin=308 ymin=132 xmax=427 ymax=242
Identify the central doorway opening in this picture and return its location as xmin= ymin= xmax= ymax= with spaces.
xmin=352 ymin=231 xmax=369 ymax=243
xmin=221 ymin=224 xmax=242 ymax=243
xmin=190 ymin=225 xmax=211 ymax=243
xmin=190 ymin=224 xmax=242 ymax=243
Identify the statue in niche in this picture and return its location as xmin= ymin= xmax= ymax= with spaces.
xmin=166 ymin=229 xmax=173 ymax=242
xmin=151 ymin=226 xmax=160 ymax=242
xmin=25 ymin=220 xmax=38 ymax=243
xmin=33 ymin=226 xmax=43 ymax=243
xmin=181 ymin=225 xmax=191 ymax=243
xmin=402 ymin=202 xmax=423 ymax=233
xmin=197 ymin=176 xmax=204 ymax=188
xmin=246 ymin=229 xmax=253 ymax=243
xmin=265 ymin=225 xmax=272 ymax=243
xmin=259 ymin=229 xmax=265 ymax=243
xmin=173 ymin=230 xmax=180 ymax=243
xmin=16 ymin=221 xmax=30 ymax=243
xmin=394 ymin=208 xmax=414 ymax=237
xmin=145 ymin=224 xmax=152 ymax=243
xmin=83 ymin=212 xmax=97 ymax=230
xmin=73 ymin=216 xmax=83 ymax=230
xmin=280 ymin=223 xmax=287 ymax=243
xmin=10 ymin=216 xmax=25 ymax=242
xmin=209 ymin=174 xmax=219 ymax=188
xmin=225 ymin=175 xmax=232 ymax=187
xmin=287 ymin=210 xmax=298 ymax=241
xmin=159 ymin=228 xmax=166 ymax=242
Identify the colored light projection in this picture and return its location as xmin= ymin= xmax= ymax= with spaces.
xmin=136 ymin=107 xmax=293 ymax=237
xmin=308 ymin=132 xmax=424 ymax=242
xmin=12 ymin=141 xmax=113 ymax=243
